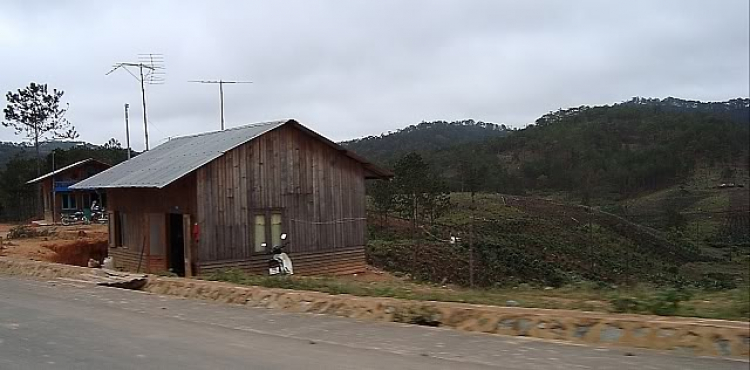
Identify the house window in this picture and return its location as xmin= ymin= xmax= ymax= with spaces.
xmin=253 ymin=214 xmax=266 ymax=252
xmin=271 ymin=213 xmax=283 ymax=248
xmin=61 ymin=193 xmax=76 ymax=210
xmin=83 ymin=193 xmax=93 ymax=209
xmin=252 ymin=210 xmax=285 ymax=253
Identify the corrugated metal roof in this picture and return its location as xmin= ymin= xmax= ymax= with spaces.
xmin=26 ymin=158 xmax=109 ymax=184
xmin=71 ymin=120 xmax=288 ymax=189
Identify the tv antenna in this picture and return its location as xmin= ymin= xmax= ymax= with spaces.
xmin=107 ymin=54 xmax=165 ymax=150
xmin=188 ymin=79 xmax=252 ymax=130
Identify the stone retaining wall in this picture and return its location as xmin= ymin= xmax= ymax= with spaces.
xmin=2 ymin=258 xmax=748 ymax=358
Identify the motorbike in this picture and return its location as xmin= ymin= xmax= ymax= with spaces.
xmin=265 ymin=233 xmax=294 ymax=276
xmin=61 ymin=211 xmax=89 ymax=226
xmin=90 ymin=202 xmax=108 ymax=224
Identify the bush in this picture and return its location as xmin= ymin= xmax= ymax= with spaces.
xmin=693 ymin=273 xmax=738 ymax=290
xmin=647 ymin=288 xmax=693 ymax=316
xmin=609 ymin=288 xmax=693 ymax=316
xmin=7 ymin=225 xmax=56 ymax=239
xmin=611 ymin=297 xmax=643 ymax=313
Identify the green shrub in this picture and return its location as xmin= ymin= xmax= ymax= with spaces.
xmin=694 ymin=273 xmax=738 ymax=290
xmin=610 ymin=288 xmax=693 ymax=316
xmin=646 ymin=288 xmax=693 ymax=316
xmin=610 ymin=297 xmax=643 ymax=313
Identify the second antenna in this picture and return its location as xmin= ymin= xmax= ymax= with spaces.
xmin=189 ymin=79 xmax=252 ymax=130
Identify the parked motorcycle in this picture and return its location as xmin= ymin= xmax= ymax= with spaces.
xmin=61 ymin=211 xmax=89 ymax=226
xmin=265 ymin=233 xmax=294 ymax=275
xmin=90 ymin=201 xmax=108 ymax=224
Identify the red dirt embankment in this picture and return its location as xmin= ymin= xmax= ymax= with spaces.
xmin=1 ymin=223 xmax=108 ymax=266
xmin=43 ymin=239 xmax=108 ymax=267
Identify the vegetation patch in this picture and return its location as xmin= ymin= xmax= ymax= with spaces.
xmin=203 ymin=268 xmax=749 ymax=321
xmin=5 ymin=225 xmax=56 ymax=240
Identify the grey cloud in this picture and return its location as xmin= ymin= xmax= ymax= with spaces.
xmin=0 ymin=0 xmax=747 ymax=151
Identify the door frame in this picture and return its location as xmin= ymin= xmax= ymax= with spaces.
xmin=182 ymin=214 xmax=193 ymax=277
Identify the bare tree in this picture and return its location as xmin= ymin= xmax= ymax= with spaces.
xmin=3 ymin=82 xmax=78 ymax=175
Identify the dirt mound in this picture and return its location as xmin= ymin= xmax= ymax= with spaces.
xmin=1 ymin=223 xmax=109 ymax=264
xmin=43 ymin=239 xmax=108 ymax=267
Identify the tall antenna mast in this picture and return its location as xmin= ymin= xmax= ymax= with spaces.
xmin=188 ymin=79 xmax=252 ymax=130
xmin=124 ymin=103 xmax=131 ymax=159
xmin=107 ymin=54 xmax=165 ymax=150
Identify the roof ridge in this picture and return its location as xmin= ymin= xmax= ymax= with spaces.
xmin=26 ymin=158 xmax=99 ymax=184
xmin=168 ymin=119 xmax=292 ymax=141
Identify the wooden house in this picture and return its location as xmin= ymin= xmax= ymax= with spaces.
xmin=71 ymin=120 xmax=392 ymax=276
xmin=27 ymin=158 xmax=111 ymax=224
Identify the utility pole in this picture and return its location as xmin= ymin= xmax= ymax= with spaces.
xmin=107 ymin=54 xmax=165 ymax=151
xmin=188 ymin=79 xmax=252 ymax=130
xmin=219 ymin=81 xmax=225 ymax=130
xmin=138 ymin=66 xmax=149 ymax=150
xmin=124 ymin=103 xmax=131 ymax=159
xmin=51 ymin=150 xmax=56 ymax=224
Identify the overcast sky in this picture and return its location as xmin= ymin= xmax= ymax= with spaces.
xmin=1 ymin=0 xmax=748 ymax=150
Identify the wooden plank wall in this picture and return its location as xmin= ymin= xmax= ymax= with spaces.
xmin=109 ymin=248 xmax=146 ymax=272
xmin=197 ymin=246 xmax=367 ymax=276
xmin=106 ymin=174 xmax=197 ymax=273
xmin=196 ymin=124 xmax=368 ymax=267
xmin=107 ymin=174 xmax=197 ymax=216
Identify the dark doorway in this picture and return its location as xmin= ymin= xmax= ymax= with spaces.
xmin=168 ymin=213 xmax=185 ymax=276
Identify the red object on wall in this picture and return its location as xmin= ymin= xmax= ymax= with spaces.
xmin=191 ymin=223 xmax=200 ymax=243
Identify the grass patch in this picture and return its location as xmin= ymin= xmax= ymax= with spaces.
xmin=686 ymin=193 xmax=730 ymax=213
xmin=608 ymin=286 xmax=750 ymax=321
xmin=202 ymin=269 xmax=749 ymax=321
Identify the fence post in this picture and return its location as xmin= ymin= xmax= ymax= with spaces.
xmin=589 ymin=208 xmax=594 ymax=271
xmin=412 ymin=195 xmax=418 ymax=279
xmin=625 ymin=251 xmax=630 ymax=287
xmin=469 ymin=223 xmax=474 ymax=288
xmin=469 ymin=193 xmax=475 ymax=288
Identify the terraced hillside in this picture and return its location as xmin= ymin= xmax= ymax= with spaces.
xmin=367 ymin=193 xmax=746 ymax=288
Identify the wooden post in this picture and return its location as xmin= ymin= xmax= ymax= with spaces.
xmin=183 ymin=214 xmax=193 ymax=277
xmin=469 ymin=220 xmax=474 ymax=288
xmin=136 ymin=235 xmax=146 ymax=273
xmin=469 ymin=193 xmax=475 ymax=288
xmin=107 ymin=211 xmax=116 ymax=248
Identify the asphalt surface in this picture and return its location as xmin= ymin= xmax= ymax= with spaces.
xmin=0 ymin=276 xmax=747 ymax=370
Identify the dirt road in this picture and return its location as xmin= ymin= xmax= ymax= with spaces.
xmin=0 ymin=276 xmax=746 ymax=370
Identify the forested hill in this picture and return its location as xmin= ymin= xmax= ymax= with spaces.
xmin=534 ymin=97 xmax=749 ymax=126
xmin=340 ymin=119 xmax=508 ymax=165
xmin=625 ymin=97 xmax=749 ymax=124
xmin=350 ymin=97 xmax=750 ymax=200
xmin=0 ymin=141 xmax=96 ymax=169
xmin=485 ymin=97 xmax=750 ymax=196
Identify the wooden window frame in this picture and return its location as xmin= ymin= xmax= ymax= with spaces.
xmin=108 ymin=211 xmax=117 ymax=248
xmin=116 ymin=212 xmax=127 ymax=249
xmin=250 ymin=208 xmax=286 ymax=254
xmin=61 ymin=193 xmax=77 ymax=211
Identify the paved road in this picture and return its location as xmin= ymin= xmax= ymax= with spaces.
xmin=0 ymin=277 xmax=746 ymax=370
